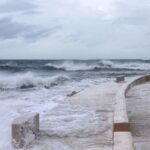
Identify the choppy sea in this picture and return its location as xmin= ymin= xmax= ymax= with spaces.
xmin=0 ymin=59 xmax=150 ymax=149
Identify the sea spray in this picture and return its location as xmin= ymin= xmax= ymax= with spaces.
xmin=45 ymin=60 xmax=112 ymax=71
xmin=0 ymin=59 xmax=149 ymax=150
xmin=0 ymin=72 xmax=70 ymax=90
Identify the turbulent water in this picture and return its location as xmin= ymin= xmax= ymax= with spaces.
xmin=0 ymin=59 xmax=150 ymax=89
xmin=0 ymin=59 xmax=149 ymax=150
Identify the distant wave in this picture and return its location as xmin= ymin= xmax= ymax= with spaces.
xmin=0 ymin=64 xmax=22 ymax=72
xmin=0 ymin=60 xmax=150 ymax=72
xmin=45 ymin=60 xmax=113 ymax=71
xmin=0 ymin=73 xmax=70 ymax=90
xmin=45 ymin=60 xmax=150 ymax=71
xmin=113 ymin=62 xmax=150 ymax=71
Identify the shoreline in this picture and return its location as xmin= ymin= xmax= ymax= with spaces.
xmin=0 ymin=74 xmax=149 ymax=150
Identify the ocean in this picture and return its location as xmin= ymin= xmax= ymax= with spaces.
xmin=0 ymin=59 xmax=150 ymax=149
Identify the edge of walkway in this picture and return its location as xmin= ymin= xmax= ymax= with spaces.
xmin=113 ymin=74 xmax=150 ymax=150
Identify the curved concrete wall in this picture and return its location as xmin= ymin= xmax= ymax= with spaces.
xmin=125 ymin=74 xmax=150 ymax=97
xmin=114 ymin=74 xmax=150 ymax=132
xmin=114 ymin=74 xmax=150 ymax=150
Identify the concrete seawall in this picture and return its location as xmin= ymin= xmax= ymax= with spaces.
xmin=11 ymin=74 xmax=150 ymax=149
xmin=125 ymin=74 xmax=150 ymax=96
xmin=114 ymin=74 xmax=150 ymax=130
xmin=114 ymin=74 xmax=150 ymax=150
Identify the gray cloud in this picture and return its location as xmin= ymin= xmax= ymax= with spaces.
xmin=0 ymin=17 xmax=61 ymax=41
xmin=112 ymin=1 xmax=150 ymax=25
xmin=0 ymin=0 xmax=150 ymax=59
xmin=0 ymin=17 xmax=25 ymax=39
xmin=0 ymin=0 xmax=36 ymax=13
xmin=24 ymin=25 xmax=62 ymax=42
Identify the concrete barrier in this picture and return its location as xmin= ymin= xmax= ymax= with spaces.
xmin=113 ymin=74 xmax=150 ymax=149
xmin=113 ymin=132 xmax=135 ymax=150
xmin=125 ymin=74 xmax=150 ymax=96
xmin=114 ymin=74 xmax=150 ymax=132
xmin=114 ymin=82 xmax=129 ymax=132
xmin=12 ymin=113 xmax=39 ymax=148
xmin=116 ymin=75 xmax=125 ymax=83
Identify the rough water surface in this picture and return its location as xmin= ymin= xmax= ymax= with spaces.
xmin=0 ymin=59 xmax=150 ymax=150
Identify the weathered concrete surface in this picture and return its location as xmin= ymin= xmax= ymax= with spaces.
xmin=66 ymin=82 xmax=123 ymax=111
xmin=12 ymin=80 xmax=137 ymax=150
xmin=126 ymin=82 xmax=150 ymax=150
xmin=38 ymin=105 xmax=114 ymax=150
xmin=114 ymin=82 xmax=129 ymax=131
xmin=114 ymin=132 xmax=134 ymax=150
xmin=24 ymin=82 xmax=123 ymax=150
xmin=60 ymin=82 xmax=122 ymax=150
xmin=26 ymin=136 xmax=113 ymax=150
xmin=12 ymin=113 xmax=39 ymax=148
xmin=113 ymin=75 xmax=150 ymax=132
xmin=134 ymin=141 xmax=150 ymax=150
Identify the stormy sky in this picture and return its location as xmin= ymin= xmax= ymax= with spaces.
xmin=0 ymin=0 xmax=150 ymax=59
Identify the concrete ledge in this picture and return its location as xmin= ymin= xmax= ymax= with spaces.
xmin=113 ymin=75 xmax=150 ymax=149
xmin=114 ymin=74 xmax=150 ymax=131
xmin=114 ymin=83 xmax=129 ymax=130
xmin=114 ymin=132 xmax=135 ymax=150
xmin=125 ymin=74 xmax=150 ymax=96
xmin=116 ymin=75 xmax=125 ymax=83
xmin=12 ymin=113 xmax=39 ymax=148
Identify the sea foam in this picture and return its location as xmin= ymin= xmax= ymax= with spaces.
xmin=0 ymin=72 xmax=70 ymax=90
xmin=45 ymin=60 xmax=112 ymax=71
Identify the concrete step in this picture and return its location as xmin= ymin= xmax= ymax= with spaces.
xmin=114 ymin=132 xmax=135 ymax=150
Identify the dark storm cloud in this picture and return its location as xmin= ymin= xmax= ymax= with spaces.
xmin=0 ymin=0 xmax=36 ymax=13
xmin=0 ymin=17 xmax=61 ymax=40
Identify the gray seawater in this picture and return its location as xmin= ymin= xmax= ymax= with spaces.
xmin=0 ymin=59 xmax=150 ymax=89
xmin=0 ymin=59 xmax=149 ymax=149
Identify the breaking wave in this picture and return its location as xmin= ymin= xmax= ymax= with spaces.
xmin=45 ymin=60 xmax=113 ymax=71
xmin=0 ymin=73 xmax=70 ymax=90
xmin=45 ymin=60 xmax=150 ymax=71
xmin=0 ymin=60 xmax=150 ymax=72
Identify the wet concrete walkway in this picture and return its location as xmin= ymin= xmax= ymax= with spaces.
xmin=25 ymin=82 xmax=123 ymax=150
xmin=126 ymin=82 xmax=150 ymax=150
